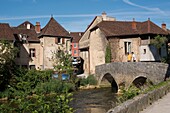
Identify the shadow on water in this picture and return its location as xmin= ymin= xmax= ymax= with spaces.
xmin=70 ymin=87 xmax=118 ymax=113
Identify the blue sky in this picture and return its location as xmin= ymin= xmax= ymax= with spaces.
xmin=0 ymin=0 xmax=170 ymax=32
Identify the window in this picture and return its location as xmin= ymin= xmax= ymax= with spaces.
xmin=58 ymin=37 xmax=61 ymax=44
xmin=73 ymin=43 xmax=77 ymax=48
xmin=29 ymin=48 xmax=36 ymax=57
xmin=74 ymin=50 xmax=77 ymax=54
xmin=124 ymin=42 xmax=131 ymax=54
xmin=143 ymin=49 xmax=146 ymax=54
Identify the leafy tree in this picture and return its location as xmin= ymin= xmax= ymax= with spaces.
xmin=0 ymin=40 xmax=18 ymax=91
xmin=150 ymin=35 xmax=168 ymax=54
xmin=53 ymin=49 xmax=74 ymax=81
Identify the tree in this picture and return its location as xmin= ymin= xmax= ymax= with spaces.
xmin=150 ymin=35 xmax=167 ymax=50
xmin=0 ymin=40 xmax=18 ymax=91
xmin=52 ymin=48 xmax=74 ymax=80
xmin=150 ymin=35 xmax=168 ymax=61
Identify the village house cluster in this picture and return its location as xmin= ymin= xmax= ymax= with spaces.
xmin=0 ymin=12 xmax=169 ymax=74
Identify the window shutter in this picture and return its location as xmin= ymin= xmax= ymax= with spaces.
xmin=55 ymin=38 xmax=58 ymax=44
xmin=62 ymin=38 xmax=65 ymax=44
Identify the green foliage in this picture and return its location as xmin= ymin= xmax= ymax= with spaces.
xmin=80 ymin=75 xmax=97 ymax=86
xmin=0 ymin=40 xmax=18 ymax=91
xmin=0 ymin=45 xmax=75 ymax=112
xmin=0 ymin=92 xmax=73 ymax=113
xmin=0 ymin=69 xmax=74 ymax=113
xmin=118 ymin=85 xmax=140 ymax=103
xmin=53 ymin=49 xmax=73 ymax=77
xmin=160 ymin=56 xmax=168 ymax=63
xmin=150 ymin=35 xmax=167 ymax=49
xmin=105 ymin=44 xmax=112 ymax=63
xmin=34 ymin=80 xmax=75 ymax=94
xmin=5 ymin=69 xmax=53 ymax=98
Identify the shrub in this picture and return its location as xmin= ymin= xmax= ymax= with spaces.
xmin=118 ymin=85 xmax=140 ymax=103
xmin=80 ymin=75 xmax=97 ymax=86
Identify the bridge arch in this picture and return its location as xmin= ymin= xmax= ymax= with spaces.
xmin=100 ymin=73 xmax=118 ymax=93
xmin=131 ymin=76 xmax=147 ymax=88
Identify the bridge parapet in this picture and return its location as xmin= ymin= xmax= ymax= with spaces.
xmin=95 ymin=62 xmax=170 ymax=91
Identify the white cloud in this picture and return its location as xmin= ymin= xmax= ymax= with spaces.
xmin=122 ymin=0 xmax=165 ymax=15
xmin=0 ymin=13 xmax=99 ymax=21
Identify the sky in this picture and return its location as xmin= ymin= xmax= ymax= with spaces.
xmin=0 ymin=0 xmax=170 ymax=32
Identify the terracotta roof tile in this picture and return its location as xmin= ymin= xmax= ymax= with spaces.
xmin=0 ymin=23 xmax=15 ymax=41
xmin=40 ymin=17 xmax=70 ymax=37
xmin=12 ymin=27 xmax=39 ymax=42
xmin=93 ymin=20 xmax=168 ymax=37
xmin=17 ymin=21 xmax=35 ymax=30
xmin=70 ymin=32 xmax=84 ymax=43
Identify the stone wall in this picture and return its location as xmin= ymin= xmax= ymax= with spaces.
xmin=107 ymin=81 xmax=170 ymax=113
xmin=95 ymin=62 xmax=170 ymax=88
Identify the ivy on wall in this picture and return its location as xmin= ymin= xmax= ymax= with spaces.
xmin=105 ymin=44 xmax=111 ymax=63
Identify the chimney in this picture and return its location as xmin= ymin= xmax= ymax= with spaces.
xmin=35 ymin=22 xmax=41 ymax=33
xmin=102 ymin=11 xmax=107 ymax=21
xmin=132 ymin=18 xmax=137 ymax=30
xmin=162 ymin=23 xmax=167 ymax=31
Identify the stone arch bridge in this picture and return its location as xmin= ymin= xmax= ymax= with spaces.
xmin=95 ymin=62 xmax=170 ymax=92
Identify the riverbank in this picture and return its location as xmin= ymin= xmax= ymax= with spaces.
xmin=107 ymin=80 xmax=170 ymax=113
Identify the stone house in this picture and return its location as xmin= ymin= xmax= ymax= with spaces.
xmin=38 ymin=17 xmax=72 ymax=69
xmin=79 ymin=12 xmax=116 ymax=74
xmin=80 ymin=16 xmax=169 ymax=74
xmin=0 ymin=17 xmax=72 ymax=70
xmin=12 ymin=21 xmax=40 ymax=69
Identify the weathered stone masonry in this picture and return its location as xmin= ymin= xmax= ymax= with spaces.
xmin=95 ymin=62 xmax=170 ymax=91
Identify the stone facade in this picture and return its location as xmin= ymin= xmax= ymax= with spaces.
xmin=95 ymin=62 xmax=170 ymax=91
xmin=0 ymin=17 xmax=72 ymax=70
xmin=40 ymin=36 xmax=71 ymax=69
xmin=79 ymin=12 xmax=116 ymax=74
xmin=80 ymin=17 xmax=168 ymax=75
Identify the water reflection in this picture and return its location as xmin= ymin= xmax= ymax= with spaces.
xmin=70 ymin=87 xmax=118 ymax=113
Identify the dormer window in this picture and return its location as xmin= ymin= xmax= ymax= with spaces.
xmin=22 ymin=34 xmax=27 ymax=43
xmin=19 ymin=34 xmax=27 ymax=43
xmin=27 ymin=23 xmax=30 ymax=29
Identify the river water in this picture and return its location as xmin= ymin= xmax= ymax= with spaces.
xmin=70 ymin=87 xmax=118 ymax=113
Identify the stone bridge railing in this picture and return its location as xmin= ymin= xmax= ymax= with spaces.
xmin=95 ymin=62 xmax=170 ymax=92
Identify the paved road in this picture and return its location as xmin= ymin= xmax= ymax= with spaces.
xmin=140 ymin=92 xmax=170 ymax=113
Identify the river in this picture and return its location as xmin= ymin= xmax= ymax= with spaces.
xmin=70 ymin=87 xmax=118 ymax=113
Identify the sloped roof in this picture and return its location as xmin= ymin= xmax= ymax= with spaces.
xmin=17 ymin=21 xmax=35 ymax=30
xmin=12 ymin=27 xmax=39 ymax=42
xmin=70 ymin=32 xmax=84 ymax=43
xmin=40 ymin=17 xmax=70 ymax=37
xmin=92 ymin=20 xmax=168 ymax=37
xmin=12 ymin=21 xmax=39 ymax=42
xmin=0 ymin=23 xmax=15 ymax=41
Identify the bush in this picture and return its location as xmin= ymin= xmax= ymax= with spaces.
xmin=80 ymin=75 xmax=97 ymax=86
xmin=34 ymin=79 xmax=75 ymax=94
xmin=118 ymin=85 xmax=140 ymax=103
xmin=0 ymin=92 xmax=73 ymax=113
